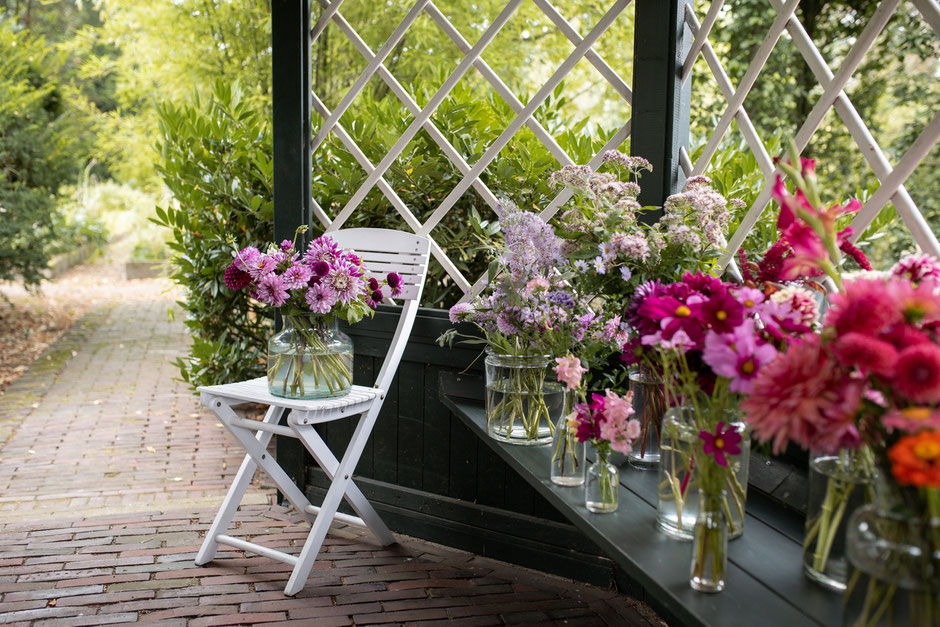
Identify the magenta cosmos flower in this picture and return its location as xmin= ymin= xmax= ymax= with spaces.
xmin=699 ymin=422 xmax=742 ymax=467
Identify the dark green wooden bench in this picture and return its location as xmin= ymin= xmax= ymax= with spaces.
xmin=441 ymin=393 xmax=844 ymax=627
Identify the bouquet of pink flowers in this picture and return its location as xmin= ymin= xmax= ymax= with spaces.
xmin=224 ymin=229 xmax=402 ymax=398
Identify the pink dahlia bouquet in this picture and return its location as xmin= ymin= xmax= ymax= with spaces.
xmin=224 ymin=228 xmax=402 ymax=398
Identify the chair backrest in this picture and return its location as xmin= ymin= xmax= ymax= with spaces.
xmin=328 ymin=228 xmax=430 ymax=393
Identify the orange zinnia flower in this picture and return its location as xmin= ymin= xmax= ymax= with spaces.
xmin=888 ymin=430 xmax=940 ymax=488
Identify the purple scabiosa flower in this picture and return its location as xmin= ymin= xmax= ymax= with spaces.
xmin=282 ymin=263 xmax=313 ymax=290
xmin=386 ymin=272 xmax=403 ymax=297
xmin=305 ymin=283 xmax=337 ymax=314
xmin=256 ymin=273 xmax=289 ymax=306
xmin=247 ymin=255 xmax=277 ymax=281
xmin=366 ymin=289 xmax=384 ymax=308
xmin=496 ymin=313 xmax=519 ymax=336
xmin=234 ymin=246 xmax=261 ymax=272
xmin=620 ymin=266 xmax=632 ymax=282
xmin=223 ymin=263 xmax=251 ymax=290
xmin=312 ymin=260 xmax=330 ymax=277
xmin=448 ymin=302 xmax=474 ymax=324
xmin=326 ymin=261 xmax=363 ymax=303
xmin=367 ymin=277 xmax=380 ymax=292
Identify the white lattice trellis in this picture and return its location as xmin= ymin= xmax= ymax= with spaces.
xmin=308 ymin=0 xmax=634 ymax=298
xmin=309 ymin=0 xmax=940 ymax=302
xmin=681 ymin=0 xmax=940 ymax=270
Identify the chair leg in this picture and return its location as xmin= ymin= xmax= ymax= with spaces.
xmin=196 ymin=403 xmax=286 ymax=566
xmin=293 ymin=421 xmax=394 ymax=546
xmin=284 ymin=408 xmax=383 ymax=596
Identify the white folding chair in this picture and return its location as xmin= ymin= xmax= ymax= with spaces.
xmin=195 ymin=228 xmax=430 ymax=596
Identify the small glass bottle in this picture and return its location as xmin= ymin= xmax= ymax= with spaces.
xmin=689 ymin=490 xmax=728 ymax=593
xmin=550 ymin=408 xmax=585 ymax=486
xmin=585 ymin=449 xmax=619 ymax=513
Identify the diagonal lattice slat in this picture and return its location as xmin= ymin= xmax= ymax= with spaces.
xmin=681 ymin=0 xmax=940 ymax=271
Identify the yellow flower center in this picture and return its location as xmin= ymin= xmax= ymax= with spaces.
xmin=740 ymin=359 xmax=756 ymax=375
xmin=902 ymin=407 xmax=931 ymax=422
xmin=714 ymin=437 xmax=725 ymax=450
xmin=913 ymin=441 xmax=940 ymax=462
xmin=716 ymin=310 xmax=727 ymax=320
xmin=676 ymin=305 xmax=691 ymax=317
xmin=744 ymin=299 xmax=754 ymax=307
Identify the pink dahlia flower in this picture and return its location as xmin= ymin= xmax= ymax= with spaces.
xmin=892 ymin=253 xmax=940 ymax=284
xmin=893 ymin=344 xmax=940 ymax=404
xmin=741 ymin=336 xmax=863 ymax=455
xmin=282 ymin=262 xmax=313 ymax=290
xmin=832 ymin=332 xmax=899 ymax=378
xmin=305 ymin=283 xmax=337 ymax=314
xmin=825 ymin=278 xmax=902 ymax=337
xmin=256 ymin=273 xmax=289 ymax=306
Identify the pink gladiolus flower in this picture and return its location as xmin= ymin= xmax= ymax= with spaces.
xmin=699 ymin=422 xmax=742 ymax=468
xmin=554 ymin=355 xmax=588 ymax=391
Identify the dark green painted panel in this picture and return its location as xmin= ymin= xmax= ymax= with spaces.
xmin=422 ymin=365 xmax=451 ymax=496
xmin=396 ymin=361 xmax=425 ymax=491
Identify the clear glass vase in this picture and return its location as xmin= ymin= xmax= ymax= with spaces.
xmin=484 ymin=351 xmax=563 ymax=445
xmin=802 ymin=449 xmax=875 ymax=591
xmin=690 ymin=490 xmax=728 ymax=593
xmin=267 ymin=314 xmax=353 ymax=399
xmin=550 ymin=396 xmax=584 ymax=486
xmin=657 ymin=407 xmax=749 ymax=540
xmin=843 ymin=504 xmax=940 ymax=627
xmin=627 ymin=363 xmax=666 ymax=470
xmin=585 ymin=449 xmax=619 ymax=513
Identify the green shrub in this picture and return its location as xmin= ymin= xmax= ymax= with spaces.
xmin=152 ymin=80 xmax=274 ymax=388
xmin=0 ymin=24 xmax=90 ymax=287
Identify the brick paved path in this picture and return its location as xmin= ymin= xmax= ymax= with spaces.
xmin=0 ymin=262 xmax=661 ymax=626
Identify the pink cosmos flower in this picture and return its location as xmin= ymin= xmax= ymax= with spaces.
xmin=702 ymin=321 xmax=778 ymax=393
xmin=256 ymin=273 xmax=289 ymax=306
xmin=554 ymin=355 xmax=588 ymax=391
xmin=733 ymin=286 xmax=765 ymax=312
xmin=282 ymin=263 xmax=313 ymax=290
xmin=305 ymin=283 xmax=337 ymax=314
xmin=893 ymin=344 xmax=940 ymax=404
xmin=698 ymin=289 xmax=745 ymax=334
xmin=638 ymin=295 xmax=706 ymax=348
xmin=699 ymin=422 xmax=742 ymax=467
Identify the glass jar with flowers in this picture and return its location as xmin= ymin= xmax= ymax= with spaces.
xmin=568 ymin=387 xmax=641 ymax=513
xmin=440 ymin=202 xmax=596 ymax=445
xmin=223 ymin=228 xmax=401 ymax=400
xmin=624 ymin=270 xmax=815 ymax=563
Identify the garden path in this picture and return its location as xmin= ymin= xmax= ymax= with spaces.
xmin=0 ymin=248 xmax=660 ymax=625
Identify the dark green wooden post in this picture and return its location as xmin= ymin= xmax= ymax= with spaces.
xmin=630 ymin=0 xmax=692 ymax=216
xmin=272 ymin=0 xmax=311 ymax=498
